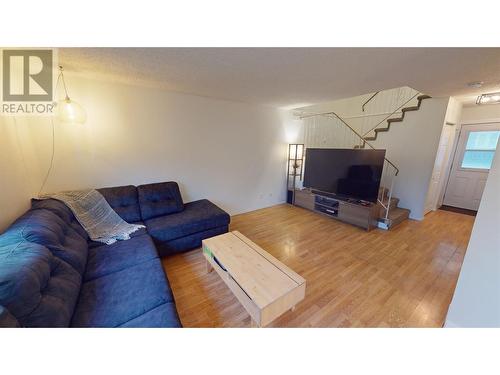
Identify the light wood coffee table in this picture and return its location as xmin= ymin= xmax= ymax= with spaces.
xmin=202 ymin=231 xmax=306 ymax=327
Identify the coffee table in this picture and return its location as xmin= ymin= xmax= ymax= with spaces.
xmin=202 ymin=231 xmax=306 ymax=327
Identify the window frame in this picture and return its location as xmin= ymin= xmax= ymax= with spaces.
xmin=458 ymin=129 xmax=500 ymax=172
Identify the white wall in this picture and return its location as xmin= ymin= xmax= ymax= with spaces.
xmin=0 ymin=74 xmax=292 ymax=231
xmin=446 ymin=97 xmax=464 ymax=126
xmin=445 ymin=144 xmax=500 ymax=327
xmin=427 ymin=97 xmax=463 ymax=211
xmin=0 ymin=116 xmax=37 ymax=231
xmin=461 ymin=104 xmax=500 ymax=122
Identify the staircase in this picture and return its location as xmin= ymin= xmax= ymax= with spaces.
xmin=360 ymin=94 xmax=431 ymax=228
xmin=377 ymin=191 xmax=410 ymax=229
xmin=355 ymin=95 xmax=431 ymax=149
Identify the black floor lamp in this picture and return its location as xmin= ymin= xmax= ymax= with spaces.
xmin=287 ymin=144 xmax=304 ymax=205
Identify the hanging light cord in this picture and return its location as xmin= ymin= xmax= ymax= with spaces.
xmin=37 ymin=69 xmax=63 ymax=197
xmin=37 ymin=117 xmax=56 ymax=197
xmin=59 ymin=65 xmax=70 ymax=100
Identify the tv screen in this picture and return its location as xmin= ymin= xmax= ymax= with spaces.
xmin=303 ymin=148 xmax=386 ymax=202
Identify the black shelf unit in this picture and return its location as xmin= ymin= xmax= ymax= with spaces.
xmin=286 ymin=144 xmax=304 ymax=204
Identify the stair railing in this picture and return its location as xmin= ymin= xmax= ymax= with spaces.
xmin=300 ymin=110 xmax=399 ymax=223
xmin=362 ymin=92 xmax=420 ymax=138
xmin=378 ymin=158 xmax=398 ymax=223
xmin=362 ymin=91 xmax=379 ymax=112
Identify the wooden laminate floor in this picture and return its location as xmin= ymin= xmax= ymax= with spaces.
xmin=162 ymin=204 xmax=474 ymax=327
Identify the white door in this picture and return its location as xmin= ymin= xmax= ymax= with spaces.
xmin=443 ymin=122 xmax=500 ymax=210
xmin=425 ymin=123 xmax=456 ymax=214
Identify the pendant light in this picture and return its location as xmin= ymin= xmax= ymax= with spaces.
xmin=56 ymin=65 xmax=86 ymax=125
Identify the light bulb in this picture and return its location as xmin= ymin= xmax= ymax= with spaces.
xmin=57 ymin=97 xmax=86 ymax=125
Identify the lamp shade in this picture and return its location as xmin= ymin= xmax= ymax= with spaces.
xmin=57 ymin=98 xmax=86 ymax=125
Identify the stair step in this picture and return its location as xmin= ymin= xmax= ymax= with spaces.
xmin=390 ymin=197 xmax=400 ymax=210
xmin=378 ymin=186 xmax=391 ymax=200
xmin=378 ymin=207 xmax=410 ymax=229
xmin=380 ymin=196 xmax=400 ymax=209
xmin=378 ymin=197 xmax=400 ymax=217
xmin=354 ymin=94 xmax=431 ymax=150
xmin=387 ymin=117 xmax=403 ymax=123
xmin=417 ymin=94 xmax=432 ymax=101
xmin=402 ymin=106 xmax=419 ymax=112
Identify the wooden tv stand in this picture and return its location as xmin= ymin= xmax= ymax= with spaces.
xmin=293 ymin=189 xmax=379 ymax=231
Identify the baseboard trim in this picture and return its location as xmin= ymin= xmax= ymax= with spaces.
xmin=440 ymin=205 xmax=477 ymax=217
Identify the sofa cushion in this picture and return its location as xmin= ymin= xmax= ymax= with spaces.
xmin=71 ymin=258 xmax=174 ymax=327
xmin=0 ymin=241 xmax=81 ymax=327
xmin=2 ymin=208 xmax=89 ymax=276
xmin=0 ymin=305 xmax=20 ymax=327
xmin=145 ymin=199 xmax=230 ymax=243
xmin=31 ymin=198 xmax=89 ymax=241
xmin=84 ymin=234 xmax=159 ymax=281
xmin=117 ymin=302 xmax=181 ymax=328
xmin=98 ymin=185 xmax=142 ymax=223
xmin=138 ymin=182 xmax=184 ymax=220
xmin=156 ymin=225 xmax=229 ymax=257
xmin=32 ymin=198 xmax=76 ymax=228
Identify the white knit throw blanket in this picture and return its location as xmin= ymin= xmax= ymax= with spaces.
xmin=41 ymin=189 xmax=144 ymax=245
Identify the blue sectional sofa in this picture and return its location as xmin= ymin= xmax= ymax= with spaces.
xmin=0 ymin=181 xmax=230 ymax=328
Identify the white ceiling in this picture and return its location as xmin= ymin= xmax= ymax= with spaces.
xmin=59 ymin=48 xmax=500 ymax=108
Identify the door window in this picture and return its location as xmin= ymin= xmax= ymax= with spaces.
xmin=461 ymin=130 xmax=500 ymax=170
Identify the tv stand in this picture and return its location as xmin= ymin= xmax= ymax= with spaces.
xmin=314 ymin=194 xmax=339 ymax=217
xmin=293 ymin=189 xmax=379 ymax=231
xmin=311 ymin=189 xmax=337 ymax=199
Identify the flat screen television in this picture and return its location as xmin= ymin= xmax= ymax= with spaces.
xmin=303 ymin=148 xmax=386 ymax=202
